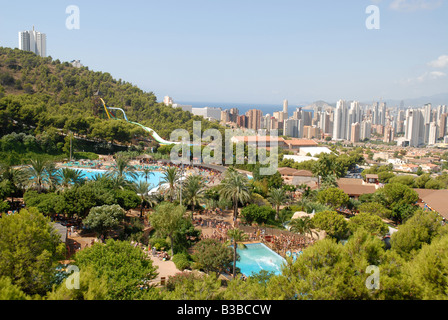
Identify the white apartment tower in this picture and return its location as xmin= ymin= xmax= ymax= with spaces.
xmin=19 ymin=27 xmax=46 ymax=57
xmin=283 ymin=100 xmax=289 ymax=119
xmin=428 ymin=122 xmax=438 ymax=145
xmin=360 ymin=120 xmax=372 ymax=141
xmin=332 ymin=99 xmax=347 ymax=140
xmin=405 ymin=109 xmax=424 ymax=147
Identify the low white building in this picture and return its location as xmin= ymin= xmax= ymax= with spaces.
xmin=192 ymin=107 xmax=222 ymax=121
xmin=283 ymin=155 xmax=318 ymax=163
xmin=298 ymin=146 xmax=332 ymax=157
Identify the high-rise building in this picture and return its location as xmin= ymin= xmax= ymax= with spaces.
xmin=237 ymin=115 xmax=247 ymax=128
xmin=221 ymin=110 xmax=230 ymax=123
xmin=246 ymin=109 xmax=262 ymax=131
xmin=405 ymin=109 xmax=424 ymax=147
xmin=360 ymin=120 xmax=372 ymax=141
xmin=19 ymin=27 xmax=46 ymax=57
xmin=383 ymin=125 xmax=395 ymax=143
xmin=284 ymin=119 xmax=299 ymax=138
xmin=350 ymin=122 xmax=360 ymax=143
xmin=379 ymin=102 xmax=387 ymax=126
xmin=439 ymin=113 xmax=448 ymax=139
xmin=332 ymin=100 xmax=347 ymax=140
xmin=424 ymin=104 xmax=432 ymax=124
xmin=372 ymin=102 xmax=379 ymax=125
xmin=283 ymin=100 xmax=289 ymax=118
xmin=229 ymin=108 xmax=239 ymax=123
xmin=303 ymin=126 xmax=320 ymax=139
xmin=428 ymin=122 xmax=438 ymax=145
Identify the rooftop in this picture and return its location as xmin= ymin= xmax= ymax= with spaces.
xmin=414 ymin=189 xmax=448 ymax=219
xmin=284 ymin=139 xmax=319 ymax=147
xmin=338 ymin=184 xmax=377 ymax=197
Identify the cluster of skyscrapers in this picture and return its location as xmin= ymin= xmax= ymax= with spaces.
xmin=168 ymin=98 xmax=448 ymax=147
xmin=401 ymin=104 xmax=448 ymax=147
xmin=18 ymin=27 xmax=46 ymax=58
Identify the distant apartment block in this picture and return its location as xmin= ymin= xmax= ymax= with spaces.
xmin=19 ymin=27 xmax=46 ymax=57
xmin=71 ymin=60 xmax=83 ymax=68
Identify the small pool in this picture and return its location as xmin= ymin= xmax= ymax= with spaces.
xmin=234 ymin=243 xmax=286 ymax=277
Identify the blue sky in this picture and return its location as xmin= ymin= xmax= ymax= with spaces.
xmin=0 ymin=0 xmax=447 ymax=105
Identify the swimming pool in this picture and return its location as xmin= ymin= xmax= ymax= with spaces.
xmin=234 ymin=243 xmax=286 ymax=277
xmin=61 ymin=168 xmax=165 ymax=190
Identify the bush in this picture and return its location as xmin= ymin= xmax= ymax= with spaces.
xmin=172 ymin=253 xmax=191 ymax=271
xmin=149 ymin=237 xmax=169 ymax=251
xmin=241 ymin=204 xmax=276 ymax=225
xmin=74 ymin=152 xmax=99 ymax=160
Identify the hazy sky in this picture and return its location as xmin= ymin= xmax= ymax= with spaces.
xmin=1 ymin=0 xmax=447 ymax=105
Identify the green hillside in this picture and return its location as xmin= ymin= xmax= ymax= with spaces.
xmin=0 ymin=47 xmax=222 ymax=163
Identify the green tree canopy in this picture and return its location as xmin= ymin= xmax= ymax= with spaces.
xmin=83 ymin=204 xmax=126 ymax=240
xmin=192 ymin=239 xmax=234 ymax=276
xmin=311 ymin=210 xmax=349 ymax=241
xmin=316 ymin=187 xmax=349 ymax=209
xmin=73 ymin=239 xmax=158 ymax=300
xmin=148 ymin=202 xmax=186 ymax=256
xmin=0 ymin=208 xmax=66 ymax=296
xmin=391 ymin=210 xmax=446 ymax=260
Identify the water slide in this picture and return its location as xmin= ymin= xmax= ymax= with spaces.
xmin=99 ymin=98 xmax=181 ymax=146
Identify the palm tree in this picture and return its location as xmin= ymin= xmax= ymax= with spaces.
xmin=45 ymin=162 xmax=61 ymax=191
xmin=267 ymin=188 xmax=289 ymax=221
xmin=0 ymin=164 xmax=28 ymax=203
xmin=182 ymin=175 xmax=206 ymax=217
xmin=160 ymin=167 xmax=181 ymax=202
xmin=141 ymin=166 xmax=154 ymax=183
xmin=218 ymin=168 xmax=251 ymax=225
xmin=26 ymin=158 xmax=50 ymax=193
xmin=289 ymin=216 xmax=319 ymax=241
xmin=112 ymin=154 xmax=137 ymax=181
xmin=227 ymin=228 xmax=248 ymax=279
xmin=59 ymin=168 xmax=86 ymax=189
xmin=133 ymin=180 xmax=152 ymax=218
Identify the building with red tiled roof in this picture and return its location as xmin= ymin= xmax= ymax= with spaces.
xmin=414 ymin=189 xmax=448 ymax=220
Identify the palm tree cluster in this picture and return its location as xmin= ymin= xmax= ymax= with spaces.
xmin=218 ymin=168 xmax=251 ymax=224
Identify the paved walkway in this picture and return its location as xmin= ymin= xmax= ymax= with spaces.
xmin=147 ymin=254 xmax=181 ymax=286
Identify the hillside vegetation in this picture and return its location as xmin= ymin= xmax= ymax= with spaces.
xmin=0 ymin=47 xmax=222 ymax=163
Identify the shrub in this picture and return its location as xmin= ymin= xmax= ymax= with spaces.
xmin=149 ymin=237 xmax=169 ymax=251
xmin=172 ymin=253 xmax=191 ymax=271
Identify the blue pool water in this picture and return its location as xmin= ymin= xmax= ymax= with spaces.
xmin=62 ymin=168 xmax=164 ymax=189
xmin=234 ymin=243 xmax=286 ymax=277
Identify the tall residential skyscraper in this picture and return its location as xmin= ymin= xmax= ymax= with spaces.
xmin=383 ymin=125 xmax=395 ymax=143
xmin=284 ymin=119 xmax=299 ymax=138
xmin=439 ymin=113 xmax=448 ymax=139
xmin=19 ymin=27 xmax=46 ymax=57
xmin=332 ymin=100 xmax=347 ymax=140
xmin=360 ymin=120 xmax=372 ymax=141
xmin=405 ymin=109 xmax=424 ymax=147
xmin=428 ymin=122 xmax=438 ymax=145
xmin=372 ymin=102 xmax=379 ymax=125
xmin=350 ymin=122 xmax=360 ymax=143
xmin=246 ymin=109 xmax=262 ymax=131
xmin=283 ymin=100 xmax=289 ymax=118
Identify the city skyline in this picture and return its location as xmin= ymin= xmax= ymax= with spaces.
xmin=0 ymin=1 xmax=447 ymax=106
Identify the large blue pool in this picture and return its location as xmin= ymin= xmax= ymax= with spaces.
xmin=234 ymin=243 xmax=286 ymax=277
xmin=62 ymin=168 xmax=164 ymax=189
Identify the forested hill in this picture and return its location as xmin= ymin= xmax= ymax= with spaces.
xmin=0 ymin=47 xmax=222 ymax=143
